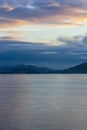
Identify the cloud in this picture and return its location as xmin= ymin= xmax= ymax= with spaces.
xmin=0 ymin=34 xmax=87 ymax=68
xmin=0 ymin=0 xmax=87 ymax=28
xmin=57 ymin=34 xmax=87 ymax=48
xmin=6 ymin=31 xmax=26 ymax=35
xmin=0 ymin=36 xmax=17 ymax=41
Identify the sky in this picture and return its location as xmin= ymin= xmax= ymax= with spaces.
xmin=0 ymin=0 xmax=87 ymax=69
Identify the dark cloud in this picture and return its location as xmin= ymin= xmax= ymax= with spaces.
xmin=0 ymin=34 xmax=87 ymax=68
xmin=58 ymin=34 xmax=87 ymax=48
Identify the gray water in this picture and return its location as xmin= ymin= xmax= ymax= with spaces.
xmin=0 ymin=74 xmax=87 ymax=130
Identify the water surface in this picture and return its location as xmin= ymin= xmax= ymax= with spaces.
xmin=0 ymin=74 xmax=87 ymax=130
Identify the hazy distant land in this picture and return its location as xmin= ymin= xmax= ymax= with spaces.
xmin=0 ymin=62 xmax=87 ymax=74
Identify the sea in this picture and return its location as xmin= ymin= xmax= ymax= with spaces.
xmin=0 ymin=74 xmax=87 ymax=130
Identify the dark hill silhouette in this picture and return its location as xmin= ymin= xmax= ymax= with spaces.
xmin=0 ymin=63 xmax=87 ymax=74
xmin=63 ymin=63 xmax=87 ymax=73
xmin=0 ymin=64 xmax=53 ymax=74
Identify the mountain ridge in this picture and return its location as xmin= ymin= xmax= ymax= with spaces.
xmin=0 ymin=62 xmax=87 ymax=74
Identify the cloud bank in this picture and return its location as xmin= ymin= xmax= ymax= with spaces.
xmin=0 ymin=34 xmax=87 ymax=68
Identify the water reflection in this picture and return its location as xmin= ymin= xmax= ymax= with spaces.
xmin=0 ymin=74 xmax=87 ymax=130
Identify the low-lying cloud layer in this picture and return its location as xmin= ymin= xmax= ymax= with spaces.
xmin=0 ymin=34 xmax=87 ymax=68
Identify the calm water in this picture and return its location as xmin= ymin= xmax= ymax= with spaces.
xmin=0 ymin=74 xmax=87 ymax=130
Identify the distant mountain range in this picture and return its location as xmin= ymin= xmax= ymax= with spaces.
xmin=55 ymin=62 xmax=87 ymax=74
xmin=0 ymin=63 xmax=87 ymax=74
